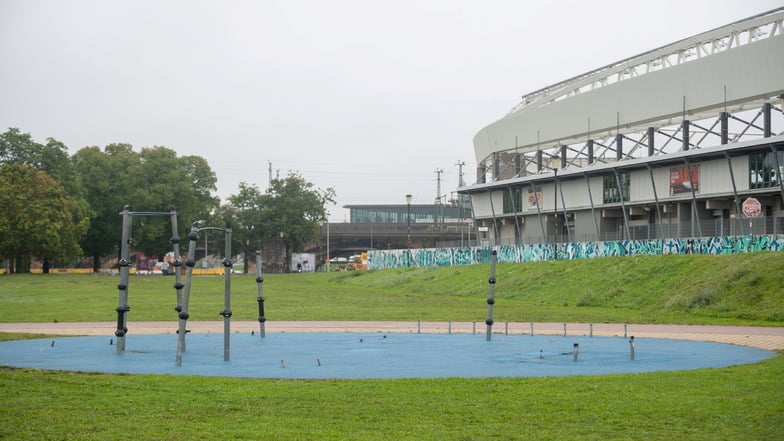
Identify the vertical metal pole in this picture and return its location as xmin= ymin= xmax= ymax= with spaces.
xmin=176 ymin=223 xmax=199 ymax=366
xmin=647 ymin=165 xmax=666 ymax=239
xmin=485 ymin=250 xmax=497 ymax=341
xmin=557 ymin=177 xmax=572 ymax=243
xmin=530 ymin=182 xmax=547 ymax=244
xmin=170 ymin=207 xmax=184 ymax=316
xmin=613 ymin=169 xmax=632 ymax=240
xmin=682 ymin=120 xmax=690 ymax=150
xmin=771 ymin=145 xmax=784 ymax=207
xmin=583 ymin=173 xmax=601 ymax=241
xmin=629 ymin=336 xmax=636 ymax=360
xmin=255 ymin=250 xmax=266 ymax=338
xmin=220 ymin=224 xmax=233 ymax=361
xmin=115 ymin=206 xmax=132 ymax=354
xmin=573 ymin=343 xmax=579 ymax=362
xmin=725 ymin=152 xmax=746 ymax=237
xmin=684 ymin=159 xmax=703 ymax=238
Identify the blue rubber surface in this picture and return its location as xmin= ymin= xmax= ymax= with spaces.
xmin=0 ymin=332 xmax=774 ymax=379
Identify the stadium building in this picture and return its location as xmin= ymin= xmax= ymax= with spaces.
xmin=460 ymin=8 xmax=784 ymax=248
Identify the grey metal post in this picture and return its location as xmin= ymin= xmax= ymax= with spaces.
xmin=629 ymin=336 xmax=636 ymax=360
xmin=573 ymin=343 xmax=579 ymax=362
xmin=169 ymin=207 xmax=184 ymax=317
xmin=176 ymin=222 xmax=199 ymax=366
xmin=115 ymin=206 xmax=132 ymax=354
xmin=255 ymin=250 xmax=266 ymax=338
xmin=485 ymin=250 xmax=497 ymax=341
xmin=220 ymin=223 xmax=232 ymax=361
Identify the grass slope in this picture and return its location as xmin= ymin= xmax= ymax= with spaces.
xmin=1 ymin=253 xmax=782 ymax=325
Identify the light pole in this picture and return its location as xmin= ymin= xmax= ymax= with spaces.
xmin=406 ymin=194 xmax=412 ymax=266
xmin=279 ymin=231 xmax=284 ymax=273
xmin=326 ymin=221 xmax=330 ymax=272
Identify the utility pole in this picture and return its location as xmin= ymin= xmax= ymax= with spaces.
xmin=434 ymin=168 xmax=444 ymax=227
xmin=267 ymin=161 xmax=272 ymax=192
xmin=455 ymin=160 xmax=466 ymax=219
xmin=455 ymin=160 xmax=466 ymax=188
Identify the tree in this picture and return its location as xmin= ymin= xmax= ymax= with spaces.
xmin=1 ymin=128 xmax=90 ymax=272
xmin=0 ymin=163 xmax=89 ymax=273
xmin=222 ymin=182 xmax=267 ymax=273
xmin=262 ymin=172 xmax=335 ymax=272
xmin=72 ymin=144 xmax=137 ymax=271
xmin=73 ymin=144 xmax=219 ymax=270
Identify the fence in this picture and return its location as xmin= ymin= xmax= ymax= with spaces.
xmin=367 ymin=234 xmax=784 ymax=269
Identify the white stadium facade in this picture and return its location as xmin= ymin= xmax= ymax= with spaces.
xmin=460 ymin=8 xmax=784 ymax=248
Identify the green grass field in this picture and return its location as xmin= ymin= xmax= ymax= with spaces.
xmin=1 ymin=252 xmax=783 ymax=440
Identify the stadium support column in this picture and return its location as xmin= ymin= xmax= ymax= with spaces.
xmin=646 ymin=164 xmax=666 ymax=239
xmin=587 ymin=140 xmax=594 ymax=164
xmin=684 ymin=159 xmax=702 ymax=238
xmin=536 ymin=150 xmax=543 ymax=172
xmin=770 ymin=144 xmax=784 ymax=207
xmin=763 ymin=103 xmax=772 ymax=138
xmin=115 ymin=206 xmax=132 ymax=355
xmin=530 ymin=182 xmax=547 ymax=245
xmin=477 ymin=164 xmax=486 ymax=184
xmin=682 ymin=120 xmax=690 ymax=151
xmin=557 ymin=175 xmax=572 ymax=243
xmin=724 ymin=152 xmax=746 ymax=237
xmin=647 ymin=127 xmax=655 ymax=156
xmin=613 ymin=169 xmax=632 ymax=240
xmin=583 ymin=172 xmax=601 ymax=241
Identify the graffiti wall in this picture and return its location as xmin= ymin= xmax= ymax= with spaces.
xmin=367 ymin=235 xmax=784 ymax=269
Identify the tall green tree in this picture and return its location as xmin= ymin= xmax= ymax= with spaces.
xmin=262 ymin=172 xmax=335 ymax=272
xmin=0 ymin=163 xmax=89 ymax=272
xmin=74 ymin=144 xmax=219 ymax=269
xmin=72 ymin=144 xmax=137 ymax=271
xmin=222 ymin=182 xmax=267 ymax=273
xmin=1 ymin=128 xmax=90 ymax=272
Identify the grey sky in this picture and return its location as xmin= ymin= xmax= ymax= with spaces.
xmin=2 ymin=0 xmax=781 ymax=221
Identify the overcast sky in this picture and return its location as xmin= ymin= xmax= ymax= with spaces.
xmin=2 ymin=0 xmax=782 ymax=221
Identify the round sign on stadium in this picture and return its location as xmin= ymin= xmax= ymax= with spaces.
xmin=742 ymin=197 xmax=762 ymax=218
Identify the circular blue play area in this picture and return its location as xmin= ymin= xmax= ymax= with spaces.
xmin=0 ymin=332 xmax=774 ymax=379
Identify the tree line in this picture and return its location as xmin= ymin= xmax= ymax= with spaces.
xmin=0 ymin=128 xmax=334 ymax=273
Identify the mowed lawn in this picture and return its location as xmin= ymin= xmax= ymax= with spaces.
xmin=1 ymin=253 xmax=783 ymax=440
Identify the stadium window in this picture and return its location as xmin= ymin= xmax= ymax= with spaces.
xmin=603 ymin=173 xmax=630 ymax=203
xmin=503 ymin=187 xmax=523 ymax=213
xmin=749 ymin=152 xmax=782 ymax=189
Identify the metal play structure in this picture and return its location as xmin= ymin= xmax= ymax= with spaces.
xmin=114 ymin=206 xmax=247 ymax=366
xmin=115 ymin=206 xmax=184 ymax=354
